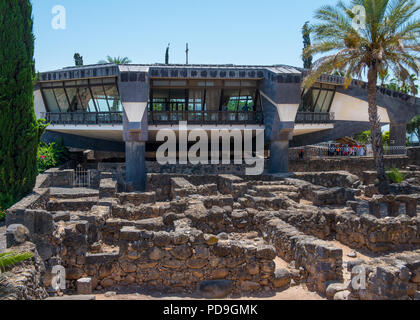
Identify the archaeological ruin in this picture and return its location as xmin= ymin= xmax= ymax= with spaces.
xmin=3 ymin=158 xmax=420 ymax=301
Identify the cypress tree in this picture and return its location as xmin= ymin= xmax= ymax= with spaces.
xmin=302 ymin=21 xmax=313 ymax=69
xmin=0 ymin=0 xmax=42 ymax=208
xmin=165 ymin=44 xmax=170 ymax=65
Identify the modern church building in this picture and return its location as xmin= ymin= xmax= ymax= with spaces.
xmin=34 ymin=63 xmax=420 ymax=190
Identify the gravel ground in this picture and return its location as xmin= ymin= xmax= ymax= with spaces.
xmin=0 ymin=221 xmax=6 ymax=252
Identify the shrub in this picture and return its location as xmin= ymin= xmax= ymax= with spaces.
xmin=38 ymin=141 xmax=69 ymax=174
xmin=386 ymin=167 xmax=406 ymax=184
xmin=0 ymin=208 xmax=5 ymax=221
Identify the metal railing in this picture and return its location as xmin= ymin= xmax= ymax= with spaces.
xmin=295 ymin=112 xmax=335 ymax=124
xmin=42 ymin=112 xmax=123 ymax=125
xmin=290 ymin=145 xmax=407 ymax=160
xmin=42 ymin=110 xmax=264 ymax=126
xmin=72 ymin=165 xmax=91 ymax=188
xmin=149 ymin=110 xmax=264 ymax=125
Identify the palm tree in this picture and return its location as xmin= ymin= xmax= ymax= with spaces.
xmin=98 ymin=55 xmax=132 ymax=65
xmin=302 ymin=0 xmax=420 ymax=194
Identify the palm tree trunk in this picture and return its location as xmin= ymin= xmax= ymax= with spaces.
xmin=367 ymin=63 xmax=389 ymax=194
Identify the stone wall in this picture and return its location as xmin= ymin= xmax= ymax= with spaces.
xmin=5 ymin=168 xmax=419 ymax=299
xmin=349 ymin=250 xmax=420 ymax=300
xmin=407 ymin=147 xmax=420 ymax=166
xmin=290 ymin=156 xmax=409 ymax=177
xmin=254 ymin=212 xmax=343 ymax=293
xmin=1 ymin=229 xmax=48 ymax=300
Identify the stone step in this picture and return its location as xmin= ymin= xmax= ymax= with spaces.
xmin=49 ymin=187 xmax=99 ymax=199
xmin=252 ymin=185 xmax=298 ymax=193
xmin=46 ymin=295 xmax=96 ymax=300
xmin=47 ymin=197 xmax=98 ymax=211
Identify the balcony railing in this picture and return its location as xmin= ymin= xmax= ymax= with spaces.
xmin=149 ymin=110 xmax=264 ymax=125
xmin=295 ymin=112 xmax=335 ymax=124
xmin=42 ymin=112 xmax=123 ymax=125
xmin=41 ymin=111 xmax=264 ymax=126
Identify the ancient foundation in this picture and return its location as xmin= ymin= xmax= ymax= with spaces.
xmin=4 ymin=166 xmax=420 ymax=300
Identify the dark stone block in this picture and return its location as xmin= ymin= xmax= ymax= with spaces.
xmin=199 ymin=280 xmax=233 ymax=299
xmin=6 ymin=224 xmax=30 ymax=248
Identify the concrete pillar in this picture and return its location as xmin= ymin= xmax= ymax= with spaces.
xmin=269 ymin=139 xmax=290 ymax=174
xmin=125 ymin=141 xmax=146 ymax=192
xmin=389 ymin=123 xmax=407 ymax=147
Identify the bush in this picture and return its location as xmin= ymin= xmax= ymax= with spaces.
xmin=386 ymin=167 xmax=406 ymax=184
xmin=38 ymin=141 xmax=69 ymax=174
xmin=0 ymin=208 xmax=5 ymax=221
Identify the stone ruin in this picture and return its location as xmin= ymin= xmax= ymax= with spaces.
xmin=3 ymin=167 xmax=420 ymax=300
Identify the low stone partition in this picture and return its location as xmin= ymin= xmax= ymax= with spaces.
xmin=361 ymin=170 xmax=420 ymax=186
xmin=349 ymin=250 xmax=420 ymax=300
xmin=335 ymin=211 xmax=420 ymax=253
xmin=366 ymin=194 xmax=420 ymax=218
xmin=256 ymin=212 xmax=343 ymax=293
xmin=6 ymin=189 xmax=50 ymax=226
xmin=290 ymin=156 xmax=409 ymax=177
xmin=293 ymin=171 xmax=360 ymax=188
xmin=2 ymin=227 xmax=48 ymax=300
xmin=118 ymin=192 xmax=156 ymax=206
xmin=54 ymin=216 xmax=284 ymax=295
xmin=408 ymin=147 xmax=420 ymax=166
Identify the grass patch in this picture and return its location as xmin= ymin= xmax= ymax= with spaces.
xmin=386 ymin=167 xmax=406 ymax=184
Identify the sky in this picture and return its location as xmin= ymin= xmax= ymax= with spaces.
xmin=32 ymin=0 xmax=340 ymax=72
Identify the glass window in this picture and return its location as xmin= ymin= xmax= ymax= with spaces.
xmin=90 ymin=86 xmax=109 ymax=112
xmin=298 ymin=86 xmax=335 ymax=113
xmin=42 ymin=89 xmax=60 ymax=112
xmin=221 ymin=89 xmax=255 ymax=112
xmin=321 ymin=91 xmax=334 ymax=113
xmin=188 ymin=90 xmax=203 ymax=112
xmin=65 ymin=87 xmax=80 ymax=111
xmin=314 ymin=90 xmax=327 ymax=112
xmin=152 ymin=89 xmax=169 ymax=111
xmin=41 ymin=79 xmax=122 ymax=113
xmin=221 ymin=89 xmax=240 ymax=112
xmin=205 ymin=89 xmax=221 ymax=111
xmin=104 ymin=85 xmax=122 ymax=112
xmin=53 ymin=88 xmax=70 ymax=112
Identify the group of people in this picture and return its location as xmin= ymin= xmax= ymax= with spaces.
xmin=327 ymin=144 xmax=367 ymax=157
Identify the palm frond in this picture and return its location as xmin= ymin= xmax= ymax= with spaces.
xmin=304 ymin=0 xmax=419 ymax=91
xmin=0 ymin=251 xmax=34 ymax=273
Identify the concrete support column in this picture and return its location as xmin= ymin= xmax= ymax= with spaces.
xmin=389 ymin=123 xmax=407 ymax=147
xmin=125 ymin=141 xmax=146 ymax=192
xmin=269 ymin=139 xmax=290 ymax=174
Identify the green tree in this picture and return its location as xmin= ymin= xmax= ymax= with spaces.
xmin=74 ymin=53 xmax=83 ymax=66
xmin=165 ymin=44 xmax=170 ymax=65
xmin=386 ymin=74 xmax=419 ymax=94
xmin=302 ymin=21 xmax=313 ymax=69
xmin=407 ymin=116 xmax=420 ymax=142
xmin=354 ymin=130 xmax=371 ymax=144
xmin=382 ymin=131 xmax=390 ymax=146
xmin=0 ymin=0 xmax=45 ymax=209
xmin=302 ymin=0 xmax=420 ymax=195
xmin=98 ymin=55 xmax=132 ymax=65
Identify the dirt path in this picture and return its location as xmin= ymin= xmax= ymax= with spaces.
xmin=95 ymin=284 xmax=325 ymax=301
